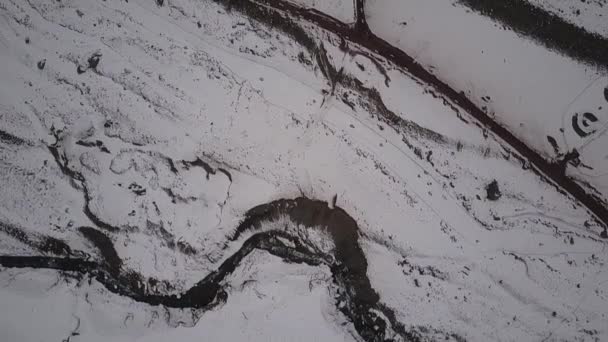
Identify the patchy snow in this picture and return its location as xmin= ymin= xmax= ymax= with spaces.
xmin=0 ymin=252 xmax=351 ymax=342
xmin=366 ymin=0 xmax=608 ymax=205
xmin=528 ymin=0 xmax=608 ymax=37
xmin=0 ymin=0 xmax=607 ymax=341
xmin=287 ymin=0 xmax=355 ymax=23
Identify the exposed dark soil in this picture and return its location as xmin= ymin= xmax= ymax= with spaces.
xmin=0 ymin=198 xmax=446 ymax=342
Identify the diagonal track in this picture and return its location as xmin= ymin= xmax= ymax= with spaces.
xmin=221 ymin=0 xmax=608 ymax=227
xmin=0 ymin=198 xmax=444 ymax=342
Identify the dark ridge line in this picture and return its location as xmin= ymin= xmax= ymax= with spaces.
xmin=458 ymin=0 xmax=608 ymax=69
xmin=0 ymin=221 xmax=73 ymax=256
xmin=75 ymin=139 xmax=111 ymax=154
xmin=0 ymin=198 xmax=456 ymax=341
xmin=0 ymin=129 xmax=29 ymax=146
xmin=181 ymin=157 xmax=234 ymax=182
xmin=229 ymin=0 xmax=608 ymax=227
xmin=217 ymin=168 xmax=233 ymax=182
xmin=182 ymin=158 xmax=216 ymax=179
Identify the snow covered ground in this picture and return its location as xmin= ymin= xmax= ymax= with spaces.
xmin=0 ymin=0 xmax=607 ymax=341
xmin=366 ymin=0 xmax=608 ymax=206
xmin=287 ymin=0 xmax=355 ymax=23
xmin=528 ymin=0 xmax=608 ymax=37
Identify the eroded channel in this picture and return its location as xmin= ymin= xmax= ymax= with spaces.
xmin=0 ymin=197 xmax=447 ymax=341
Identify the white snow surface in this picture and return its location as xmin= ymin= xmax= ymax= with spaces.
xmin=0 ymin=0 xmax=607 ymax=341
xmin=366 ymin=0 xmax=608 ymax=205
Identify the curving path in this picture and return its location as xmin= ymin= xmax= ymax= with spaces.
xmin=0 ymin=197 xmax=434 ymax=342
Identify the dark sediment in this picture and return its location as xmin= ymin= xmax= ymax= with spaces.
xmin=0 ymin=198 xmax=443 ymax=341
xmin=79 ymin=227 xmax=122 ymax=275
xmin=0 ymin=130 xmax=28 ymax=145
xmin=486 ymin=180 xmax=502 ymax=201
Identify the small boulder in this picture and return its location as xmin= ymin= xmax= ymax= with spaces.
xmin=87 ymin=52 xmax=102 ymax=69
xmin=77 ymin=65 xmax=87 ymax=74
xmin=486 ymin=180 xmax=501 ymax=201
